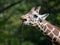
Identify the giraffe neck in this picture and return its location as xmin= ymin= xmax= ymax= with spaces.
xmin=38 ymin=20 xmax=60 ymax=44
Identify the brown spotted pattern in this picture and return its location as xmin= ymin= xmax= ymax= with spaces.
xmin=20 ymin=6 xmax=60 ymax=45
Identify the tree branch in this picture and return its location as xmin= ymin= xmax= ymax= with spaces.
xmin=0 ymin=0 xmax=23 ymax=13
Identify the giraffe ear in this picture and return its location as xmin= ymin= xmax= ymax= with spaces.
xmin=36 ymin=6 xmax=41 ymax=13
xmin=30 ymin=7 xmax=35 ymax=12
xmin=29 ymin=7 xmax=35 ymax=14
xmin=40 ymin=13 xmax=49 ymax=20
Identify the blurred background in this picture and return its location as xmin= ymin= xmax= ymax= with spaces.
xmin=0 ymin=0 xmax=60 ymax=45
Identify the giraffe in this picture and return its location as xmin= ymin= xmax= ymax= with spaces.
xmin=20 ymin=6 xmax=60 ymax=45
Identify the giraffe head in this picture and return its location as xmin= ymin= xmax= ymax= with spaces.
xmin=20 ymin=6 xmax=49 ymax=26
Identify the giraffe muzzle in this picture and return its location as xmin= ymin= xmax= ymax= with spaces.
xmin=20 ymin=17 xmax=27 ymax=22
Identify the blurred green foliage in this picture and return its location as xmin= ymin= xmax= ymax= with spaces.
xmin=0 ymin=0 xmax=60 ymax=45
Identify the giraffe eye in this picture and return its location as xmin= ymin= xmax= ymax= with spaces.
xmin=33 ymin=14 xmax=38 ymax=18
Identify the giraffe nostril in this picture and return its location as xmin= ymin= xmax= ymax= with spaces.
xmin=20 ymin=17 xmax=27 ymax=22
xmin=23 ymin=19 xmax=27 ymax=21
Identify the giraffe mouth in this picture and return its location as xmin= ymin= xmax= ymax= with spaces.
xmin=23 ymin=19 xmax=27 ymax=22
xmin=20 ymin=17 xmax=27 ymax=22
xmin=20 ymin=18 xmax=28 ymax=25
xmin=21 ymin=19 xmax=26 ymax=25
